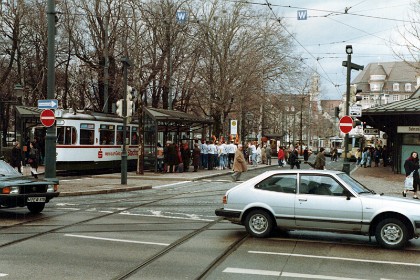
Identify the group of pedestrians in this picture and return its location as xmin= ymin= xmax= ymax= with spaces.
xmin=356 ymin=145 xmax=390 ymax=168
xmin=10 ymin=140 xmax=41 ymax=178
xmin=245 ymin=141 xmax=273 ymax=166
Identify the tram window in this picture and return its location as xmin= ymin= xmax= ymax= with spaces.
xmin=116 ymin=125 xmax=130 ymax=145
xmin=80 ymin=123 xmax=95 ymax=145
xmin=57 ymin=126 xmax=77 ymax=145
xmin=99 ymin=124 xmax=115 ymax=145
xmin=131 ymin=127 xmax=138 ymax=145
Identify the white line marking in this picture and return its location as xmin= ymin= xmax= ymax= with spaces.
xmin=119 ymin=211 xmax=214 ymax=222
xmin=223 ymin=267 xmax=280 ymax=276
xmin=223 ymin=268 xmax=368 ymax=279
xmin=249 ymin=251 xmax=420 ymax=267
xmin=0 ymin=274 xmax=8 ymax=277
xmin=64 ymin=234 xmax=169 ymax=246
xmin=154 ymin=181 xmax=190 ymax=189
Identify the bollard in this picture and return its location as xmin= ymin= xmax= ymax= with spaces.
xmin=342 ymin=162 xmax=350 ymax=175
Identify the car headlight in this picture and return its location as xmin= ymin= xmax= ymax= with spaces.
xmin=47 ymin=184 xmax=58 ymax=193
xmin=2 ymin=186 xmax=20 ymax=194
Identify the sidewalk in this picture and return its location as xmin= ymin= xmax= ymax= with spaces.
xmin=33 ymin=163 xmax=406 ymax=197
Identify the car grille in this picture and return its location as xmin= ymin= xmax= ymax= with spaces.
xmin=21 ymin=185 xmax=48 ymax=194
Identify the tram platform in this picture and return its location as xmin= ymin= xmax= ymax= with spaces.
xmin=29 ymin=162 xmax=406 ymax=197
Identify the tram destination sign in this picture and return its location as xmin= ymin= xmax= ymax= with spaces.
xmin=38 ymin=99 xmax=58 ymax=109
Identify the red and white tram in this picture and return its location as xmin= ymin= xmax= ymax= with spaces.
xmin=32 ymin=109 xmax=139 ymax=171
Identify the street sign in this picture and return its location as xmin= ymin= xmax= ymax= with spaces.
xmin=40 ymin=109 xmax=56 ymax=127
xmin=38 ymin=99 xmax=58 ymax=109
xmin=339 ymin=115 xmax=353 ymax=134
xmin=349 ymin=105 xmax=362 ymax=117
xmin=364 ymin=128 xmax=379 ymax=135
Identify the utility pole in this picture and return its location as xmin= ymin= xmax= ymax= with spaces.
xmin=45 ymin=0 xmax=57 ymax=183
xmin=342 ymin=45 xmax=364 ymax=174
xmin=121 ymin=58 xmax=131 ymax=184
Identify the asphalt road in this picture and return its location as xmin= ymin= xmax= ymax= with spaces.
xmin=1 ymin=166 xmax=420 ymax=279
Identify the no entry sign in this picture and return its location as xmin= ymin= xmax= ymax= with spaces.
xmin=40 ymin=109 xmax=56 ymax=127
xmin=339 ymin=115 xmax=353 ymax=134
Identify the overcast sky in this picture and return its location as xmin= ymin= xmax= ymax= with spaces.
xmin=253 ymin=0 xmax=415 ymax=100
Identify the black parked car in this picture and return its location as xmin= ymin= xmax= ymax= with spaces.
xmin=0 ymin=160 xmax=59 ymax=213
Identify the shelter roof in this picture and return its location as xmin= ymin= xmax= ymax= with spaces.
xmin=145 ymin=107 xmax=213 ymax=124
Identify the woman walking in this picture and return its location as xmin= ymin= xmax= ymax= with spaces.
xmin=403 ymin=151 xmax=419 ymax=199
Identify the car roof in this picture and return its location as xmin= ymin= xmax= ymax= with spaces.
xmin=262 ymin=169 xmax=345 ymax=176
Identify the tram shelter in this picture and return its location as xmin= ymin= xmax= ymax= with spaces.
xmin=143 ymin=107 xmax=213 ymax=171
xmin=14 ymin=106 xmax=43 ymax=156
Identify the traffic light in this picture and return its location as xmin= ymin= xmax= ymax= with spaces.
xmin=350 ymin=85 xmax=362 ymax=103
xmin=126 ymin=86 xmax=134 ymax=117
xmin=352 ymin=119 xmax=362 ymax=128
xmin=116 ymin=99 xmax=123 ymax=117
xmin=338 ymin=103 xmax=344 ymax=118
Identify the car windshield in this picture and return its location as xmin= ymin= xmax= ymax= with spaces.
xmin=337 ymin=173 xmax=375 ymax=194
xmin=0 ymin=160 xmax=21 ymax=176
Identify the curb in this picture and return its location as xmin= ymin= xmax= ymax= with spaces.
xmin=59 ymin=185 xmax=152 ymax=197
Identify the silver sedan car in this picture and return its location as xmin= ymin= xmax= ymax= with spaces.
xmin=215 ymin=169 xmax=420 ymax=249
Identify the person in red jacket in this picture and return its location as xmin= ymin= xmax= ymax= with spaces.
xmin=277 ymin=147 xmax=285 ymax=167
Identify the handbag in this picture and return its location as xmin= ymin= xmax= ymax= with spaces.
xmin=28 ymin=158 xmax=34 ymax=164
xmin=404 ymin=172 xmax=414 ymax=190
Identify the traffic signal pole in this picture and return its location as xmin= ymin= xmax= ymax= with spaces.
xmin=121 ymin=58 xmax=131 ymax=185
xmin=343 ymin=51 xmax=351 ymax=173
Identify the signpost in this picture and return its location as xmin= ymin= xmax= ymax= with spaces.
xmin=38 ymin=99 xmax=58 ymax=109
xmin=349 ymin=105 xmax=362 ymax=117
xmin=40 ymin=109 xmax=56 ymax=127
xmin=339 ymin=115 xmax=353 ymax=134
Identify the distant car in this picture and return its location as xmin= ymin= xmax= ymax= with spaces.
xmin=215 ymin=169 xmax=420 ymax=249
xmin=0 ymin=160 xmax=59 ymax=214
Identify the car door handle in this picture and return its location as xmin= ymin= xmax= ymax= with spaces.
xmin=298 ymin=198 xmax=307 ymax=202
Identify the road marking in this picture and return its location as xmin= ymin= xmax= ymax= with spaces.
xmin=223 ymin=268 xmax=368 ymax=279
xmin=64 ymin=234 xmax=169 ymax=246
xmin=249 ymin=251 xmax=420 ymax=267
xmin=154 ymin=181 xmax=190 ymax=189
xmin=119 ymin=211 xmax=214 ymax=222
xmin=0 ymin=274 xmax=8 ymax=277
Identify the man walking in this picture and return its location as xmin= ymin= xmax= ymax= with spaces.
xmin=231 ymin=144 xmax=248 ymax=182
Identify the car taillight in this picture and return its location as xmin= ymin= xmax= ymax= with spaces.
xmin=222 ymin=195 xmax=227 ymax=204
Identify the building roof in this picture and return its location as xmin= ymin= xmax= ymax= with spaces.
xmin=353 ymin=61 xmax=419 ymax=85
xmin=145 ymin=107 xmax=213 ymax=124
xmin=362 ymin=97 xmax=420 ymax=115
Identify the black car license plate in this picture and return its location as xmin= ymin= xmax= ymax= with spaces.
xmin=27 ymin=197 xmax=46 ymax=203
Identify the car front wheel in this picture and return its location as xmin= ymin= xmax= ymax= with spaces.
xmin=27 ymin=203 xmax=45 ymax=214
xmin=245 ymin=209 xmax=274 ymax=238
xmin=375 ymin=218 xmax=408 ymax=249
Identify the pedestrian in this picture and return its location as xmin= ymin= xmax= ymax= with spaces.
xmin=355 ymin=148 xmax=362 ymax=166
xmin=200 ymin=140 xmax=208 ymax=169
xmin=261 ymin=144 xmax=266 ymax=164
xmin=166 ymin=141 xmax=178 ymax=173
xmin=231 ymin=144 xmax=248 ymax=182
xmin=207 ymin=140 xmax=217 ymax=170
xmin=303 ymin=147 xmax=309 ymax=162
xmin=373 ymin=147 xmax=381 ymax=167
xmin=180 ymin=142 xmax=190 ymax=172
xmin=250 ymin=141 xmax=257 ymax=166
xmin=265 ymin=144 xmax=272 ymax=165
xmin=403 ymin=151 xmax=419 ymax=199
xmin=227 ymin=140 xmax=237 ymax=168
xmin=314 ymin=147 xmax=326 ymax=170
xmin=192 ymin=143 xmax=201 ymax=172
xmin=382 ymin=145 xmax=389 ymax=167
xmin=360 ymin=147 xmax=369 ymax=168
xmin=28 ymin=141 xmax=40 ymax=178
xmin=156 ymin=142 xmax=164 ymax=172
xmin=11 ymin=141 xmax=23 ymax=174
xmin=277 ymin=147 xmax=285 ymax=167
xmin=289 ymin=148 xmax=300 ymax=169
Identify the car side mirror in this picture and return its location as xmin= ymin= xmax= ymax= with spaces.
xmin=343 ymin=189 xmax=352 ymax=200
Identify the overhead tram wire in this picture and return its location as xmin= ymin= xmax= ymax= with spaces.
xmin=263 ymin=0 xmax=341 ymax=96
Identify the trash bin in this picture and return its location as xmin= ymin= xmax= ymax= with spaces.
xmin=342 ymin=162 xmax=350 ymax=175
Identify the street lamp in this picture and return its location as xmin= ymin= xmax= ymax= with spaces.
xmin=14 ymin=84 xmax=24 ymax=104
xmin=346 ymin=45 xmax=353 ymax=55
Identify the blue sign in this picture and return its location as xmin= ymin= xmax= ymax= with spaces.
xmin=297 ymin=10 xmax=307 ymax=20
xmin=38 ymin=99 xmax=58 ymax=109
xmin=176 ymin=11 xmax=188 ymax=24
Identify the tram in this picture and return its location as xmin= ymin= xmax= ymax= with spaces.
xmin=324 ymin=136 xmax=343 ymax=157
xmin=32 ymin=109 xmax=139 ymax=171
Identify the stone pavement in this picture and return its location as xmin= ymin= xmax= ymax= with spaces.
xmin=31 ymin=162 xmax=407 ymax=197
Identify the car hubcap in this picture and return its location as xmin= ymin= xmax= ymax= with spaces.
xmin=382 ymin=224 xmax=402 ymax=244
xmin=251 ymin=214 xmax=267 ymax=233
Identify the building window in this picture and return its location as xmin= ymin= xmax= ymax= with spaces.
xmin=392 ymin=95 xmax=400 ymax=102
xmin=405 ymin=94 xmax=410 ymax=99
xmin=393 ymin=83 xmax=399 ymax=91
xmin=370 ymin=83 xmax=380 ymax=91
xmin=405 ymin=83 xmax=412 ymax=92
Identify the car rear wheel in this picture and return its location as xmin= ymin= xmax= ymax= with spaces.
xmin=375 ymin=218 xmax=408 ymax=249
xmin=27 ymin=203 xmax=45 ymax=214
xmin=245 ymin=209 xmax=274 ymax=238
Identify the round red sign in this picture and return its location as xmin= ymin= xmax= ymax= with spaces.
xmin=40 ymin=109 xmax=56 ymax=127
xmin=339 ymin=115 xmax=353 ymax=134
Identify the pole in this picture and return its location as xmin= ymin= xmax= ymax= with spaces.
xmin=342 ymin=53 xmax=351 ymax=174
xmin=121 ymin=58 xmax=130 ymax=184
xmin=45 ymin=0 xmax=57 ymax=182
